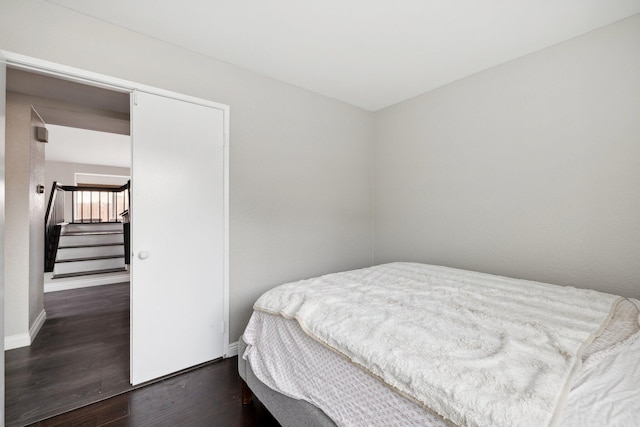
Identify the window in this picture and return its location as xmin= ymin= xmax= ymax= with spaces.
xmin=73 ymin=187 xmax=129 ymax=223
xmin=73 ymin=173 xmax=130 ymax=223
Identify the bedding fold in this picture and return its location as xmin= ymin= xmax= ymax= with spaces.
xmin=253 ymin=262 xmax=621 ymax=427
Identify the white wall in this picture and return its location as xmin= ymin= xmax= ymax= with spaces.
xmin=1 ymin=49 xmax=7 ymax=419
xmin=45 ymin=160 xmax=130 ymax=223
xmin=29 ymin=107 xmax=46 ymax=332
xmin=5 ymin=92 xmax=46 ymax=343
xmin=0 ymin=0 xmax=375 ymax=341
xmin=46 ymin=161 xmax=130 ymax=190
xmin=374 ymin=14 xmax=640 ymax=298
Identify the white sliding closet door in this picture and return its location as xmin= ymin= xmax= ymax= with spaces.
xmin=130 ymin=91 xmax=225 ymax=385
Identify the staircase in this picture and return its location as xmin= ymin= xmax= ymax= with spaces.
xmin=53 ymin=222 xmax=127 ymax=278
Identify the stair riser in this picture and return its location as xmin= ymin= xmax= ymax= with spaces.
xmin=53 ymin=258 xmax=126 ymax=275
xmin=57 ymin=246 xmax=125 ymax=261
xmin=59 ymin=234 xmax=124 ymax=247
xmin=63 ymin=223 xmax=124 ymax=233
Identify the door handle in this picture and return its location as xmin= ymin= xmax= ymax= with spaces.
xmin=138 ymin=251 xmax=150 ymax=260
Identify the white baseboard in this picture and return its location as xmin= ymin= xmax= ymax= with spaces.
xmin=30 ymin=309 xmax=47 ymax=342
xmin=45 ymin=272 xmax=130 ymax=293
xmin=226 ymin=340 xmax=239 ymax=357
xmin=5 ymin=308 xmax=47 ymax=351
xmin=5 ymin=333 xmax=30 ymax=351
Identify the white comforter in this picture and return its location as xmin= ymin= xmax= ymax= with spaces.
xmin=253 ymin=263 xmax=621 ymax=427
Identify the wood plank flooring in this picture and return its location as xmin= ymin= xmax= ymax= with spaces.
xmin=5 ymin=283 xmax=279 ymax=427
xmin=6 ymin=283 xmax=132 ymax=426
xmin=30 ymin=358 xmax=279 ymax=427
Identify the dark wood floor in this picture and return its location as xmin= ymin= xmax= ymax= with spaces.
xmin=6 ymin=283 xmax=133 ymax=426
xmin=5 ymin=283 xmax=280 ymax=427
xmin=30 ymin=358 xmax=279 ymax=427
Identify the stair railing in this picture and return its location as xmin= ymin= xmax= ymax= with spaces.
xmin=67 ymin=182 xmax=130 ymax=223
xmin=44 ymin=181 xmax=131 ymax=271
xmin=44 ymin=182 xmax=66 ymax=271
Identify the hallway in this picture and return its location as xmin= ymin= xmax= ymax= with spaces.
xmin=5 ymin=283 xmax=131 ymax=426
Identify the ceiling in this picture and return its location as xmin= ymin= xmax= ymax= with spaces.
xmin=7 ymin=68 xmax=130 ymax=115
xmin=47 ymin=0 xmax=640 ymax=111
xmin=46 ymin=124 xmax=131 ymax=168
xmin=7 ymin=68 xmax=130 ymax=136
xmin=7 ymin=68 xmax=131 ymax=168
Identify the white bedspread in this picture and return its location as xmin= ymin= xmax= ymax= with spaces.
xmin=560 ymin=299 xmax=640 ymax=426
xmin=243 ymin=301 xmax=640 ymax=427
xmin=244 ymin=311 xmax=450 ymax=427
xmin=253 ymin=263 xmax=621 ymax=427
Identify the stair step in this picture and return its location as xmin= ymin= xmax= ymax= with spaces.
xmin=58 ymin=243 xmax=124 ymax=249
xmin=59 ymin=233 xmax=124 ymax=246
xmin=55 ymin=254 xmax=125 ymax=263
xmin=69 ymin=221 xmax=122 ymax=224
xmin=62 ymin=231 xmax=123 ymax=236
xmin=53 ymin=257 xmax=126 ymax=275
xmin=57 ymin=245 xmax=124 ymax=261
xmin=52 ymin=267 xmax=128 ymax=279
xmin=64 ymin=222 xmax=124 ymax=233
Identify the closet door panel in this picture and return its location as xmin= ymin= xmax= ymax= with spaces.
xmin=130 ymin=91 xmax=224 ymax=385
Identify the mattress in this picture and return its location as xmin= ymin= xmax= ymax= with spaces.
xmin=243 ymin=264 xmax=640 ymax=427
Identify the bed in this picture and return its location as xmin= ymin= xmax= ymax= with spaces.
xmin=238 ymin=262 xmax=640 ymax=427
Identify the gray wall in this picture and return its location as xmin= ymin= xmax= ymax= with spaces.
xmin=374 ymin=14 xmax=640 ymax=298
xmin=5 ymin=93 xmax=46 ymax=339
xmin=0 ymin=0 xmax=375 ymax=342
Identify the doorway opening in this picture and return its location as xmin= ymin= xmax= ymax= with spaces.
xmin=44 ymin=124 xmax=131 ymax=284
xmin=2 ymin=52 xmax=230 ymax=425
xmin=4 ymin=67 xmax=133 ymax=425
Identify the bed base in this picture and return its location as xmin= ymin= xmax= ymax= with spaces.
xmin=237 ymin=337 xmax=336 ymax=427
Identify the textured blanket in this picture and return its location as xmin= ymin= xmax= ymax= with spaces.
xmin=254 ymin=262 xmax=621 ymax=427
